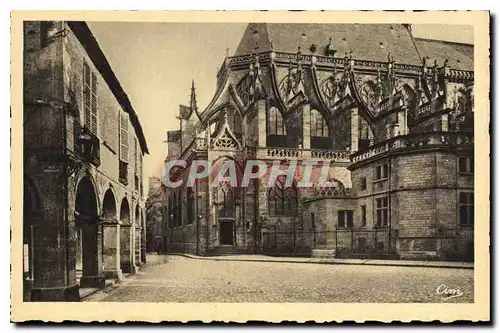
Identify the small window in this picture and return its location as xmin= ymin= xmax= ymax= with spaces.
xmin=459 ymin=192 xmax=474 ymax=225
xmin=374 ymin=164 xmax=389 ymax=180
xmin=360 ymin=177 xmax=367 ymax=190
xmin=458 ymin=157 xmax=474 ymax=174
xmin=360 ymin=205 xmax=367 ymax=227
xmin=338 ymin=210 xmax=354 ymax=229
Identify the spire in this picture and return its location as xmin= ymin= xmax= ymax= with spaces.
xmin=190 ymin=80 xmax=198 ymax=114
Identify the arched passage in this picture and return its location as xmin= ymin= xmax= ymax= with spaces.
xmin=75 ymin=176 xmax=103 ymax=287
xmin=119 ymin=197 xmax=134 ymax=273
xmin=102 ymin=189 xmax=117 ymax=221
xmin=101 ymin=188 xmax=122 ymax=279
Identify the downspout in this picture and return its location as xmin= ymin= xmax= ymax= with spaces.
xmin=63 ymin=103 xmax=70 ymax=288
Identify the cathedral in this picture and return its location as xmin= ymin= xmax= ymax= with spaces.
xmin=163 ymin=23 xmax=474 ymax=261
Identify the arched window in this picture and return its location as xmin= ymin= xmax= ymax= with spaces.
xmin=310 ymin=109 xmax=329 ymax=138
xmin=268 ymin=177 xmax=298 ymax=217
xmin=267 ymin=106 xmax=286 ymax=136
xmin=218 ymin=182 xmax=236 ymax=218
xmin=310 ymin=109 xmax=331 ymax=149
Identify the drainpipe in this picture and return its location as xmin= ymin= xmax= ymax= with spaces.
xmin=63 ymin=104 xmax=70 ymax=288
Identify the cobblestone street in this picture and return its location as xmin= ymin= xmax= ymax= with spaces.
xmin=84 ymin=255 xmax=474 ymax=303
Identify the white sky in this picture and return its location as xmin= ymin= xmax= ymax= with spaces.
xmin=86 ymin=23 xmax=473 ymax=184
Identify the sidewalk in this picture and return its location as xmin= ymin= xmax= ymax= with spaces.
xmin=170 ymin=253 xmax=474 ymax=269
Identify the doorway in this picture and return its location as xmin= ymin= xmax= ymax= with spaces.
xmin=219 ymin=220 xmax=234 ymax=245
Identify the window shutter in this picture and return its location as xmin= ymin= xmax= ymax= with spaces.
xmin=83 ymin=60 xmax=91 ymax=129
xmin=90 ymin=72 xmax=98 ymax=135
xmin=134 ymin=138 xmax=138 ymax=174
xmin=120 ymin=111 xmax=129 ymax=162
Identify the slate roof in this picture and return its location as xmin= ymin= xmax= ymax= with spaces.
xmin=235 ymin=23 xmax=474 ymax=71
xmin=414 ymin=38 xmax=473 ymax=71
xmin=235 ymin=23 xmax=422 ymax=65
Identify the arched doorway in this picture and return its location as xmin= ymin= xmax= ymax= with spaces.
xmin=75 ymin=176 xmax=103 ymax=287
xmin=119 ymin=197 xmax=133 ymax=273
xmin=101 ymin=189 xmax=122 ymax=279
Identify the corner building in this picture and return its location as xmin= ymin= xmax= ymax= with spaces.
xmin=23 ymin=21 xmax=149 ymax=301
xmin=164 ymin=23 xmax=474 ymax=261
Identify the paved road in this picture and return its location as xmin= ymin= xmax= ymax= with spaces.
xmin=84 ymin=254 xmax=474 ymax=303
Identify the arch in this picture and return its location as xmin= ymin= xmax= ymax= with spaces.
xmin=75 ymin=176 xmax=98 ymax=218
xmin=74 ymin=176 xmax=100 ymax=285
xmin=119 ymin=197 xmax=131 ymax=224
xmin=267 ymin=176 xmax=298 ymax=217
xmin=102 ymin=189 xmax=117 ymax=220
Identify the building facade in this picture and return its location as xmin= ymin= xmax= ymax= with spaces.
xmin=23 ymin=21 xmax=149 ymax=301
xmin=146 ymin=176 xmax=168 ymax=253
xmin=163 ymin=24 xmax=474 ymax=260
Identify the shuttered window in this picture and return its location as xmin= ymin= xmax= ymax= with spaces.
xmin=119 ymin=111 xmax=129 ymax=162
xmin=83 ymin=59 xmax=98 ymax=135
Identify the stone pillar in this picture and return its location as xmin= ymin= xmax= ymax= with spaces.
xmin=135 ymin=225 xmax=142 ymax=265
xmin=101 ymin=218 xmax=122 ymax=280
xmin=120 ymin=223 xmax=136 ymax=274
xmin=30 ymin=213 xmax=79 ymax=301
xmin=79 ymin=219 xmax=105 ymax=288
xmin=350 ymin=107 xmax=359 ymax=152
xmin=257 ymin=100 xmax=266 ymax=149
xmin=141 ymin=210 xmax=147 ymax=263
xmin=302 ymin=104 xmax=311 ymax=158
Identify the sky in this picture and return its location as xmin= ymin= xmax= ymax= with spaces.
xmin=87 ymin=22 xmax=474 ymax=186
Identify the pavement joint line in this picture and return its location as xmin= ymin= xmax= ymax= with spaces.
xmin=167 ymin=253 xmax=474 ymax=270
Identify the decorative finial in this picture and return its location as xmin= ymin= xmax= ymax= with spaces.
xmin=270 ymin=40 xmax=274 ymax=50
xmin=225 ymin=47 xmax=230 ymax=58
xmin=223 ymin=110 xmax=228 ymax=124
xmin=444 ymin=59 xmax=449 ymax=67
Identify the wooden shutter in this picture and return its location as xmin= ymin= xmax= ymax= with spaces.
xmin=134 ymin=138 xmax=138 ymax=174
xmin=83 ymin=60 xmax=91 ymax=129
xmin=90 ymin=72 xmax=98 ymax=134
xmin=119 ymin=111 xmax=129 ymax=162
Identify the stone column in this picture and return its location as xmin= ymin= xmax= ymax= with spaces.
xmin=30 ymin=200 xmax=79 ymax=301
xmin=257 ymin=100 xmax=266 ymax=151
xmin=79 ymin=218 xmax=105 ymax=288
xmin=135 ymin=224 xmax=142 ymax=265
xmin=101 ymin=218 xmax=122 ymax=280
xmin=141 ymin=209 xmax=147 ymax=263
xmin=120 ymin=223 xmax=136 ymax=274
xmin=350 ymin=107 xmax=359 ymax=152
xmin=302 ymin=104 xmax=311 ymax=158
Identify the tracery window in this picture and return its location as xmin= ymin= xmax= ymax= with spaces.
xmin=268 ymin=177 xmax=298 ymax=217
xmin=218 ymin=182 xmax=236 ymax=218
xmin=267 ymin=106 xmax=286 ymax=136
xmin=315 ymin=178 xmax=349 ymax=198
xmin=310 ymin=109 xmax=329 ymax=138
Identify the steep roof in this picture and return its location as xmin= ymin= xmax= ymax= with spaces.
xmin=414 ymin=38 xmax=473 ymax=71
xmin=67 ymin=21 xmax=149 ymax=154
xmin=235 ymin=23 xmax=423 ymax=65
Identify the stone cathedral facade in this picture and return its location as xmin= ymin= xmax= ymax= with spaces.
xmin=163 ymin=24 xmax=474 ymax=261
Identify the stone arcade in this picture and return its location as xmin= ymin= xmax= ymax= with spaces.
xmin=23 ymin=21 xmax=148 ymax=301
xmin=163 ymin=23 xmax=474 ymax=261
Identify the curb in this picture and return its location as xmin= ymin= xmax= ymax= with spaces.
xmin=168 ymin=253 xmax=474 ymax=270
